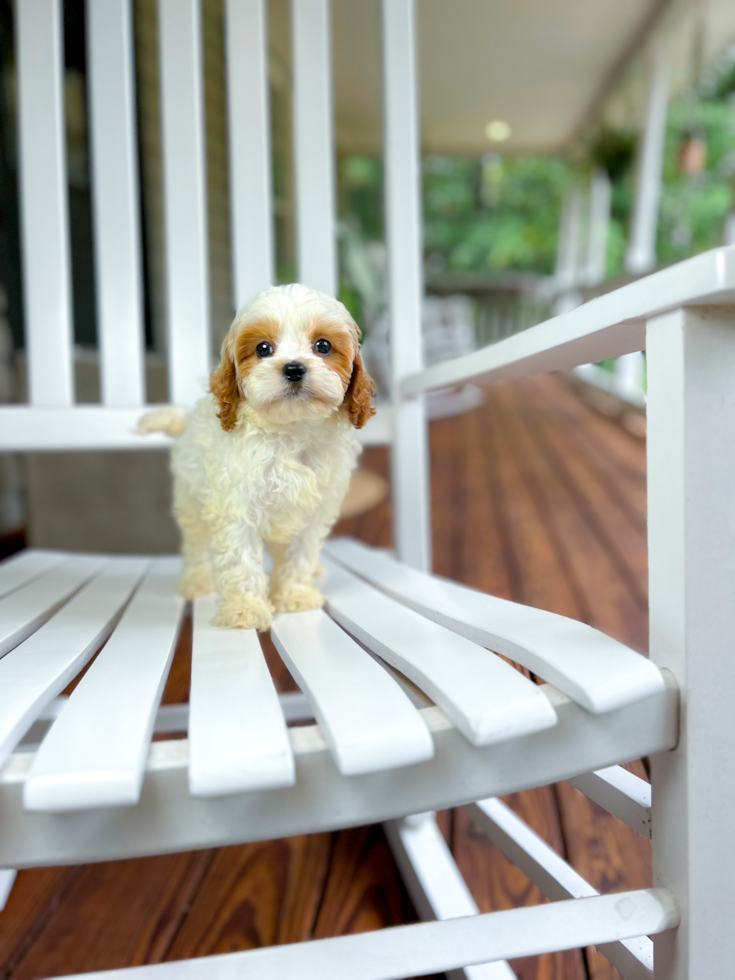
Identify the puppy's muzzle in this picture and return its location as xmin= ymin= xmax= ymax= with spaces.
xmin=282 ymin=361 xmax=307 ymax=383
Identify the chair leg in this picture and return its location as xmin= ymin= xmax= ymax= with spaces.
xmin=647 ymin=307 xmax=735 ymax=979
xmin=385 ymin=813 xmax=517 ymax=980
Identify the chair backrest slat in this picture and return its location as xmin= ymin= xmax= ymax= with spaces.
xmin=15 ymin=0 xmax=74 ymax=407
xmin=291 ymin=0 xmax=337 ymax=297
xmin=158 ymin=0 xmax=211 ymax=405
xmin=87 ymin=0 xmax=145 ymax=406
xmin=381 ymin=0 xmax=431 ymax=569
xmin=225 ymin=0 xmax=274 ymax=310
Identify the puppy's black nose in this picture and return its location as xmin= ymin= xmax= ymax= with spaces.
xmin=282 ymin=360 xmax=307 ymax=383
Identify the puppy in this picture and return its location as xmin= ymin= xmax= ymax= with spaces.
xmin=140 ymin=284 xmax=375 ymax=631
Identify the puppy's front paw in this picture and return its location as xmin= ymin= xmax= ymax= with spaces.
xmin=212 ymin=594 xmax=274 ymax=631
xmin=271 ymin=585 xmax=325 ymax=614
xmin=177 ymin=564 xmax=214 ymax=599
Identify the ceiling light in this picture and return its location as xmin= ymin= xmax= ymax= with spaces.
xmin=485 ymin=120 xmax=511 ymax=142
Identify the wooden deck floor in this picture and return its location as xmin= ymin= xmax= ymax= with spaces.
xmin=0 ymin=374 xmax=651 ymax=980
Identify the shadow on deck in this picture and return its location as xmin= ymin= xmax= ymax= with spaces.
xmin=0 ymin=374 xmax=650 ymax=980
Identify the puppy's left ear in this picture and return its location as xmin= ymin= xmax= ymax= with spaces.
xmin=344 ymin=348 xmax=376 ymax=429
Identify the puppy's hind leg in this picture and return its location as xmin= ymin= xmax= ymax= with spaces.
xmin=174 ymin=497 xmax=214 ymax=599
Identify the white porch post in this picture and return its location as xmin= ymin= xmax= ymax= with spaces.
xmin=583 ymin=168 xmax=611 ymax=286
xmin=647 ymin=306 xmax=735 ymax=978
xmin=553 ymin=181 xmax=585 ymax=315
xmin=555 ymin=181 xmax=584 ymax=289
xmin=625 ymin=57 xmax=668 ymax=275
xmin=381 ymin=0 xmax=431 ymax=571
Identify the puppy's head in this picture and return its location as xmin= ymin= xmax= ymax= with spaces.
xmin=210 ymin=284 xmax=376 ymax=431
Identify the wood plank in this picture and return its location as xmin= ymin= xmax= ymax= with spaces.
xmin=165 ymin=835 xmax=333 ymax=957
xmin=314 ymin=825 xmax=415 ymax=939
xmin=494 ymin=380 xmax=646 ymax=649
xmin=0 ymin=867 xmax=77 ymax=972
xmin=518 ymin=377 xmax=647 ymax=610
xmin=9 ymin=852 xmax=210 ymax=979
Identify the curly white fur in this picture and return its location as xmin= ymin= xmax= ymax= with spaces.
xmin=140 ymin=284 xmax=373 ymax=632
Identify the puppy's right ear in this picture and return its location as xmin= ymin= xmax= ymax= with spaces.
xmin=209 ymin=341 xmax=240 ymax=432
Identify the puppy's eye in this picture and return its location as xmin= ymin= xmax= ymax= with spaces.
xmin=256 ymin=342 xmax=273 ymax=358
xmin=314 ymin=339 xmax=331 ymax=355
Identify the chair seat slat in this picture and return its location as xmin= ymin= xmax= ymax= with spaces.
xmin=322 ymin=559 xmax=557 ymax=747
xmin=271 ymin=609 xmax=433 ymax=776
xmin=0 ymin=556 xmax=109 ymax=659
xmin=0 ymin=549 xmax=66 ymax=600
xmin=326 ymin=539 xmax=665 ymax=713
xmin=188 ymin=595 xmax=294 ymax=796
xmin=0 ymin=558 xmax=149 ymax=769
xmin=23 ymin=558 xmax=184 ymax=812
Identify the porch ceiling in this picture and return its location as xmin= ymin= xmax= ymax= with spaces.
xmin=269 ymin=0 xmax=735 ymax=156
xmin=333 ymin=0 xmax=661 ymax=155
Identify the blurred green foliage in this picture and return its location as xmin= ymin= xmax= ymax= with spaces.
xmin=423 ymin=154 xmax=568 ymax=274
xmin=337 ymin=51 xmax=735 ymax=284
xmin=339 ymin=152 xmax=569 ymax=276
xmin=657 ymin=99 xmax=735 ymax=263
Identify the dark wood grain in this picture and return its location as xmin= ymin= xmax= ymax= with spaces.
xmin=9 ymin=852 xmax=210 ymax=979
xmin=165 ymin=835 xmax=333 ymax=959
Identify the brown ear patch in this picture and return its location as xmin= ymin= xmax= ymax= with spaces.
xmin=344 ymin=349 xmax=376 ymax=429
xmin=209 ymin=343 xmax=239 ymax=432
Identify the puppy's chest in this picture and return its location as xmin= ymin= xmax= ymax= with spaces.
xmin=249 ymin=435 xmax=337 ymax=503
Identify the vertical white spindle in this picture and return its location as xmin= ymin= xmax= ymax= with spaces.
xmin=291 ymin=0 xmax=337 ymax=297
xmin=86 ymin=0 xmax=145 ymax=406
xmin=583 ymin=167 xmax=611 ymax=287
xmin=382 ymin=0 xmax=430 ymax=571
xmin=225 ymin=0 xmax=274 ymax=310
xmin=158 ymin=0 xmax=210 ymax=405
xmin=647 ymin=305 xmax=735 ymax=979
xmin=15 ymin=0 xmax=74 ymax=406
xmin=625 ymin=56 xmax=668 ymax=276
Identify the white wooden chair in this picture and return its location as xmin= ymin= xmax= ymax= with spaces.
xmin=1 ymin=1 xmax=733 ymax=977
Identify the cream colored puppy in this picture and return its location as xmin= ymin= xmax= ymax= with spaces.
xmin=141 ymin=284 xmax=375 ymax=631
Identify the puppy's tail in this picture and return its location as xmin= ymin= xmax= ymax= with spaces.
xmin=137 ymin=406 xmax=188 ymax=439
